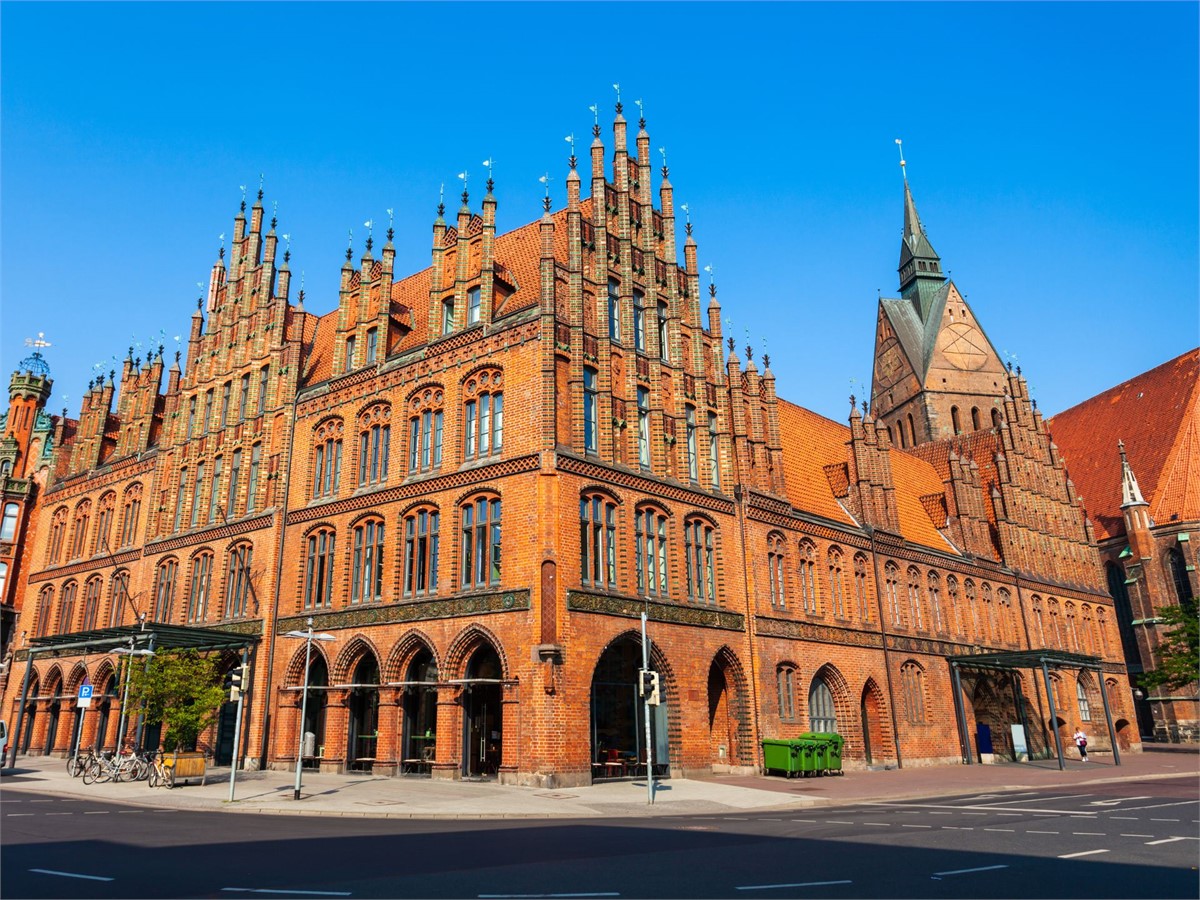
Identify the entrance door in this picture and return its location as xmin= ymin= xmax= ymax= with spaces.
xmin=214 ymin=701 xmax=238 ymax=765
xmin=860 ymin=694 xmax=874 ymax=765
xmin=43 ymin=702 xmax=60 ymax=755
xmin=462 ymin=645 xmax=502 ymax=778
xmin=346 ymin=655 xmax=380 ymax=771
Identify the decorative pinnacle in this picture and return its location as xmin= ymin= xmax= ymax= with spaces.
xmin=862 ymin=399 xmax=869 ymax=414
xmin=482 ymin=158 xmax=494 ymax=193
xmin=634 ymin=98 xmax=645 ymax=129
xmin=659 ymin=146 xmax=668 ymax=178
xmin=681 ymin=202 xmax=692 ymax=236
xmin=894 ymin=138 xmax=907 ymax=183
xmin=565 ymin=134 xmax=576 ymax=169
xmin=364 ymin=219 xmax=374 ymax=253
xmin=1007 ymin=360 xmax=1014 ymax=372
xmin=612 ymin=82 xmax=622 ymax=114
xmin=174 ymin=350 xmax=181 ymax=363
xmin=762 ymin=353 xmax=770 ymax=370
xmin=271 ymin=200 xmax=278 ymax=230
xmin=239 ymin=184 xmax=247 ymax=211
xmin=539 ymin=173 xmax=553 ymax=212
xmin=589 ymin=103 xmax=600 ymax=137
xmin=727 ymin=335 xmax=735 ymax=353
xmin=197 ymin=297 xmax=203 ymax=310
xmin=457 ymin=170 xmax=469 ymax=206
xmin=850 ymin=394 xmax=857 ymax=409
xmin=345 ymin=228 xmax=353 ymax=262
xmin=745 ymin=344 xmax=754 ymax=363
xmin=157 ymin=343 xmax=164 ymax=358
xmin=437 ymin=182 xmax=445 ymax=218
xmin=258 ymin=172 xmax=264 ymax=201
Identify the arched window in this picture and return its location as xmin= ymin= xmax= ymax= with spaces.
xmin=246 ymin=444 xmax=262 ymax=513
xmin=1047 ymin=598 xmax=1062 ymax=648
xmin=403 ymin=509 xmax=440 ymax=597
xmin=685 ymin=406 xmax=698 ymax=481
xmin=187 ymin=552 xmax=214 ymax=623
xmin=991 ymin=408 xmax=1002 ymax=430
xmin=0 ymin=501 xmax=18 ymax=541
xmin=708 ymin=412 xmax=720 ymax=490
xmin=1031 ymin=595 xmax=1046 ymax=646
xmin=59 ymin=580 xmax=78 ymax=634
xmin=971 ymin=407 xmax=981 ymax=431
xmin=951 ymin=406 xmax=961 ymax=435
xmin=853 ymin=553 xmax=870 ymax=621
xmin=798 ymin=540 xmax=818 ymax=615
xmin=108 ymin=571 xmax=130 ymax=627
xmin=636 ymin=387 xmax=651 ymax=468
xmin=1096 ymin=608 xmax=1112 ymax=658
xmin=885 ymin=562 xmax=902 ymax=626
xmin=69 ymin=500 xmax=91 ymax=560
xmin=767 ymin=533 xmax=786 ymax=608
xmin=907 ymin=414 xmax=916 ymax=447
xmin=657 ymin=300 xmax=670 ymax=361
xmin=407 ymin=388 xmax=443 ymax=474
xmin=607 ymin=278 xmax=621 ymax=342
xmin=633 ymin=289 xmax=646 ymax=352
xmin=225 ymin=542 xmax=254 ymax=619
xmin=351 ymin=518 xmax=386 ymax=603
xmin=47 ymin=507 xmax=68 ymax=565
xmin=998 ymin=588 xmax=1015 ymax=645
xmin=965 ymin=579 xmax=980 ymax=637
xmin=304 ymin=529 xmax=336 ymax=609
xmin=357 ymin=404 xmax=391 ymax=487
xmin=1076 ymin=678 xmax=1092 ymax=722
xmin=312 ymin=419 xmax=343 ymax=499
xmin=928 ymin=571 xmax=943 ymax=632
xmin=827 ymin=547 xmax=846 ymax=618
xmin=981 ymin=582 xmax=996 ymax=642
xmin=900 ymin=661 xmax=925 ymax=724
xmin=685 ymin=516 xmax=716 ymax=604
xmin=777 ymin=664 xmax=796 ymax=720
xmin=897 ymin=421 xmax=907 ymax=448
xmin=190 ymin=462 xmax=205 ymax=528
xmin=635 ymin=506 xmax=669 ymax=597
xmin=906 ymin=566 xmax=923 ymax=630
xmin=1166 ymin=547 xmax=1196 ymax=614
xmin=81 ymin=577 xmax=101 ymax=630
xmin=1064 ymin=602 xmax=1079 ymax=651
xmin=461 ymin=496 xmax=501 ymax=588
xmin=463 ymin=370 xmax=503 ymax=461
xmin=119 ymin=485 xmax=142 ymax=548
xmin=946 ymin=575 xmax=962 ymax=635
xmin=580 ymin=494 xmax=617 ymax=590
xmin=36 ymin=586 xmax=54 ymax=637
xmin=583 ymin=367 xmax=599 ymax=453
xmin=153 ymin=559 xmax=178 ymax=623
xmin=808 ymin=677 xmax=837 ymax=733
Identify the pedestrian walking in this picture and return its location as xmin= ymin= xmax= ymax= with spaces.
xmin=1073 ymin=727 xmax=1088 ymax=762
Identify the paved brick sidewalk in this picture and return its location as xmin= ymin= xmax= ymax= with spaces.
xmin=1 ymin=746 xmax=1194 ymax=819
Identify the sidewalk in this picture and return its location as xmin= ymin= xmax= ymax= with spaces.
xmin=1 ymin=746 xmax=1195 ymax=820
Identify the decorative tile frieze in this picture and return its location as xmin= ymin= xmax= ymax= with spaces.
xmin=277 ymin=588 xmax=530 ymax=633
xmin=557 ymin=455 xmax=735 ymax=515
xmin=143 ymin=513 xmax=274 ymax=555
xmin=567 ymin=590 xmax=744 ymax=631
xmin=756 ymin=615 xmax=884 ymax=648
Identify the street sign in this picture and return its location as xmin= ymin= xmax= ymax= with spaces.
xmin=77 ymin=683 xmax=94 ymax=708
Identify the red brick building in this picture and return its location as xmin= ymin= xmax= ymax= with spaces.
xmin=2 ymin=105 xmax=1138 ymax=783
xmin=1048 ymin=350 xmax=1199 ymax=742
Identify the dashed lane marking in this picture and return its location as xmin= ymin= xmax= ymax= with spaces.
xmin=1116 ymin=800 xmax=1199 ymax=812
xmin=1110 ymin=816 xmax=1138 ymax=820
xmin=1058 ymin=849 xmax=1109 ymax=859
xmin=931 ymin=865 xmax=1008 ymax=877
xmin=737 ymin=881 xmax=852 ymax=891
xmin=83 ymin=811 xmax=109 ymax=815
xmin=901 ymin=824 xmax=932 ymax=829
xmin=30 ymin=869 xmax=113 ymax=882
xmin=827 ymin=821 xmax=854 ymax=825
xmin=1072 ymin=832 xmax=1106 ymax=836
xmin=478 ymin=894 xmax=619 ymax=899
xmin=862 ymin=822 xmax=891 ymax=826
xmin=6 ymin=813 xmax=34 ymax=817
xmin=1145 ymin=837 xmax=1192 ymax=845
xmin=1119 ymin=834 xmax=1153 ymax=838
xmin=983 ymin=828 xmax=1015 ymax=832
xmin=1028 ymin=830 xmax=1059 ymax=835
xmin=222 ymin=890 xmax=353 ymax=897
xmin=1150 ymin=818 xmax=1180 ymax=822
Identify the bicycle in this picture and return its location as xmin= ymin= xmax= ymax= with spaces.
xmin=146 ymin=750 xmax=174 ymax=789
xmin=81 ymin=748 xmax=140 ymax=785
xmin=67 ymin=748 xmax=98 ymax=778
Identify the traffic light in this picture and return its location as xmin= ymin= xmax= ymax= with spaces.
xmin=639 ymin=669 xmax=661 ymax=706
xmin=227 ymin=664 xmax=249 ymax=702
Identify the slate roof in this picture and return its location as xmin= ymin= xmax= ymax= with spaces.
xmin=880 ymin=281 xmax=951 ymax=379
xmin=1047 ymin=348 xmax=1200 ymax=542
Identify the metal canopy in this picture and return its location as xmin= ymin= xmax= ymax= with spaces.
xmin=27 ymin=623 xmax=258 ymax=657
xmin=947 ymin=648 xmax=1102 ymax=671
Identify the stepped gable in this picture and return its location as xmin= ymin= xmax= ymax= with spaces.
xmin=911 ymin=428 xmax=1003 ymax=524
xmin=777 ymin=398 xmax=956 ymax=552
xmin=1047 ymin=348 xmax=1199 ymax=541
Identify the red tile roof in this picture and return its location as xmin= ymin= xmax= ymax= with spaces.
xmin=1047 ymin=348 xmax=1200 ymax=541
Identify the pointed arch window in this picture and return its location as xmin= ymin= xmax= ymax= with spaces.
xmin=225 ymin=542 xmax=254 ymax=619
xmin=351 ymin=518 xmax=385 ymax=604
xmin=461 ymin=496 xmax=501 ymax=588
xmin=187 ymin=552 xmax=214 ymax=623
xmin=69 ymin=500 xmax=91 ymax=560
xmin=407 ymin=388 xmax=444 ymax=474
xmin=580 ymin=494 xmax=617 ymax=590
xmin=827 ymin=547 xmax=846 ymax=618
xmin=798 ymin=540 xmax=819 ymax=615
xmin=108 ymin=570 xmax=130 ymax=627
xmin=403 ymin=509 xmax=440 ymax=597
xmin=854 ymin=553 xmax=870 ymax=621
xmin=59 ymin=580 xmax=78 ymax=634
xmin=36 ymin=586 xmax=54 ymax=637
xmin=1076 ymin=678 xmax=1092 ymax=722
xmin=635 ymin=506 xmax=669 ymax=598
xmin=1166 ymin=546 xmax=1195 ymax=614
xmin=965 ymin=579 xmax=980 ymax=637
xmin=82 ymin=577 xmax=103 ymax=630
xmin=906 ymin=566 xmax=923 ymax=630
xmin=304 ymin=528 xmax=336 ymax=609
xmin=928 ymin=570 xmax=943 ymax=632
xmin=685 ymin=516 xmax=716 ymax=605
xmin=313 ymin=420 xmax=343 ymax=499
xmin=885 ymin=561 xmax=902 ymax=626
xmin=47 ymin=507 xmax=68 ymax=566
xmin=174 ymin=468 xmax=188 ymax=532
xmin=998 ymin=587 xmax=1015 ymax=645
xmin=357 ymin=404 xmax=391 ymax=487
xmin=153 ymin=558 xmax=178 ymax=623
xmin=186 ymin=395 xmax=197 ymax=439
xmin=808 ymin=677 xmax=837 ymax=733
xmin=463 ymin=370 xmax=503 ymax=461
xmin=947 ymin=575 xmax=962 ymax=635
xmin=777 ymin=664 xmax=796 ymax=721
xmin=900 ymin=662 xmax=926 ymax=724
xmin=767 ymin=533 xmax=786 ymax=608
xmin=119 ymin=485 xmax=142 ymax=548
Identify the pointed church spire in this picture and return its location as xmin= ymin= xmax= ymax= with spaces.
xmin=1118 ymin=439 xmax=1147 ymax=508
xmin=895 ymin=141 xmax=944 ymax=321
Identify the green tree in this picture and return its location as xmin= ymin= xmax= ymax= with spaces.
xmin=1139 ymin=604 xmax=1200 ymax=693
xmin=125 ymin=649 xmax=226 ymax=751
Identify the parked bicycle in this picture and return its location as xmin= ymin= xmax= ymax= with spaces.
xmin=66 ymin=747 xmax=99 ymax=778
xmin=81 ymin=747 xmax=141 ymax=785
xmin=146 ymin=750 xmax=174 ymax=789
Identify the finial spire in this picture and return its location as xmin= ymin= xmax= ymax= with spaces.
xmin=659 ymin=146 xmax=668 ymax=178
xmin=482 ymin=157 xmax=495 ymax=193
xmin=257 ymin=172 xmax=264 ymax=201
xmin=345 ymin=228 xmax=353 ymax=262
xmin=539 ymin=173 xmax=553 ymax=212
xmin=1118 ymin=439 xmax=1148 ymax=508
xmin=565 ymin=134 xmax=576 ymax=169
xmin=239 ymin=184 xmax=247 ymax=212
xmin=437 ymin=182 xmax=445 ymax=217
xmin=457 ymin=170 xmax=469 ymax=206
xmin=271 ymin=200 xmax=278 ymax=230
xmin=681 ymin=202 xmax=692 ymax=236
xmin=894 ymin=138 xmax=908 ymax=184
xmin=612 ymin=82 xmax=622 ymax=113
xmin=634 ymin=97 xmax=645 ymax=129
xmin=364 ymin=219 xmax=374 ymax=253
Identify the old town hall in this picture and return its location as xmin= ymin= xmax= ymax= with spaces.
xmin=0 ymin=102 xmax=1146 ymax=786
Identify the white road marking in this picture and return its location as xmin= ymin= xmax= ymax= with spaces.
xmin=1028 ymin=830 xmax=1059 ymax=834
xmin=1150 ymin=818 xmax=1180 ymax=822
xmin=1145 ymin=837 xmax=1192 ymax=845
xmin=1109 ymin=816 xmax=1138 ymax=820
xmin=1058 ymin=849 xmax=1109 ymax=859
xmin=1073 ymin=832 xmax=1106 ymax=836
xmin=29 ymin=869 xmax=114 ymax=882
xmin=931 ymin=865 xmax=1008 ymax=877
xmin=478 ymin=895 xmax=620 ymax=899
xmin=84 ymin=811 xmax=109 ymax=814
xmin=901 ymin=824 xmax=931 ymax=828
xmin=737 ymin=881 xmax=851 ymax=891
xmin=791 ymin=819 xmax=817 ymax=823
xmin=222 ymin=890 xmax=353 ymax=897
xmin=996 ymin=813 xmax=1020 ymax=817
xmin=983 ymin=828 xmax=1015 ymax=832
xmin=862 ymin=822 xmax=891 ymax=826
xmin=6 ymin=813 xmax=34 ymax=817
xmin=827 ymin=820 xmax=854 ymax=825
xmin=1089 ymin=796 xmax=1150 ymax=806
xmin=1119 ymin=833 xmax=1153 ymax=838
xmin=45 ymin=812 xmax=74 ymax=816
xmin=870 ymin=800 xmax=1097 ymax=816
xmin=1117 ymin=800 xmax=1199 ymax=812
xmin=929 ymin=811 xmax=951 ymax=815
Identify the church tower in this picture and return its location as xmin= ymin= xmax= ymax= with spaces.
xmin=870 ymin=149 xmax=1008 ymax=447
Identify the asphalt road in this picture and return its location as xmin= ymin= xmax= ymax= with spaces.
xmin=2 ymin=778 xmax=1196 ymax=899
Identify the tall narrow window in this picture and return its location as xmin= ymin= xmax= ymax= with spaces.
xmin=120 ymin=487 xmax=142 ymax=548
xmin=187 ymin=552 xmax=213 ymax=623
xmin=408 ymin=389 xmax=444 ymax=474
xmin=685 ymin=406 xmax=698 ymax=481
xmin=607 ymin=279 xmax=621 ymax=342
xmin=69 ymin=501 xmax=92 ymax=560
xmin=461 ymin=497 xmax=501 ymax=588
xmin=238 ymin=373 xmax=250 ymax=421
xmin=108 ymin=571 xmax=130 ymax=627
xmin=580 ymin=495 xmax=617 ymax=589
xmin=59 ymin=581 xmax=78 ymax=634
xmin=1076 ymin=680 xmax=1092 ymax=722
xmin=153 ymin=559 xmax=178 ymax=623
xmin=47 ymin=508 xmax=67 ymax=566
xmin=174 ymin=469 xmax=187 ymax=532
xmin=186 ymin=396 xmax=197 ymax=439
xmin=257 ymin=365 xmax=269 ymax=415
xmin=633 ymin=290 xmax=646 ymax=352
xmin=885 ymin=562 xmax=902 ymax=626
xmin=583 ymin=367 xmax=598 ymax=453
xmin=635 ymin=507 xmax=669 ymax=597
xmin=351 ymin=519 xmax=385 ymax=604
xmin=767 ymin=534 xmax=786 ymax=608
xmin=203 ymin=389 xmax=214 ymax=433
xmin=901 ymin=662 xmax=925 ymax=724
xmin=1166 ymin=547 xmax=1196 ymax=613
xmin=93 ymin=494 xmax=115 ymax=555
xmin=190 ymin=462 xmax=205 ymax=528
xmin=708 ymin=413 xmax=720 ymax=489
xmin=777 ymin=665 xmax=796 ymax=720
xmin=80 ymin=577 xmax=100 ymax=630
xmin=227 ymin=450 xmax=242 ymax=519
xmin=798 ymin=541 xmax=818 ymax=615
xmin=906 ymin=567 xmax=923 ymax=630
xmin=358 ymin=408 xmax=391 ymax=487
xmin=948 ymin=576 xmax=963 ymax=636
xmin=854 ymin=553 xmax=870 ymax=621
xmin=36 ymin=586 xmax=55 ymax=637
xmin=303 ymin=529 xmax=336 ymax=610
xmin=246 ymin=444 xmax=261 ymax=513
xmin=403 ymin=509 xmax=440 ymax=597
xmin=467 ymin=286 xmax=481 ymax=325
xmin=366 ymin=327 xmax=378 ymax=364
xmin=657 ymin=300 xmax=669 ymax=361
xmin=0 ymin=561 xmax=6 ymax=605
xmin=225 ymin=543 xmax=253 ymax=618
xmin=637 ymin=387 xmax=651 ymax=468
xmin=966 ymin=579 xmax=981 ymax=637
xmin=344 ymin=334 xmax=356 ymax=372
xmin=809 ymin=677 xmax=837 ymax=733
xmin=928 ymin=571 xmax=943 ymax=632
xmin=828 ymin=547 xmax=846 ymax=618
xmin=951 ymin=406 xmax=961 ymax=434
xmin=220 ymin=381 xmax=231 ymax=427
xmin=208 ymin=456 xmax=224 ymax=524
xmin=441 ymin=298 xmax=454 ymax=334
xmin=463 ymin=370 xmax=503 ymax=460
xmin=313 ymin=420 xmax=343 ymax=498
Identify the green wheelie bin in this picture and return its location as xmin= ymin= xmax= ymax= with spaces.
xmin=799 ymin=733 xmax=830 ymax=774
xmin=762 ymin=739 xmax=803 ymax=777
xmin=811 ymin=733 xmax=844 ymax=774
xmin=796 ymin=738 xmax=819 ymax=776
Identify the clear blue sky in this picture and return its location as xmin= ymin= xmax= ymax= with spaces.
xmin=2 ymin=2 xmax=1196 ymax=426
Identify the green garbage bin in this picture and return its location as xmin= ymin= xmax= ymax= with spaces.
xmin=762 ymin=739 xmax=804 ymax=777
xmin=812 ymin=733 xmax=844 ymax=774
xmin=796 ymin=739 xmax=819 ymax=776
xmin=799 ymin=733 xmax=831 ymax=774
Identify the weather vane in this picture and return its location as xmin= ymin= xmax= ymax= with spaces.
xmin=612 ymin=82 xmax=621 ymax=105
xmin=457 ymin=170 xmax=469 ymax=203
xmin=24 ymin=332 xmax=51 ymax=349
xmin=894 ymin=138 xmax=907 ymax=183
xmin=634 ymin=98 xmax=644 ymax=123
xmin=482 ymin=157 xmax=494 ymax=188
xmin=659 ymin=146 xmax=667 ymax=169
xmin=565 ymin=133 xmax=575 ymax=155
xmin=703 ymin=264 xmax=715 ymax=287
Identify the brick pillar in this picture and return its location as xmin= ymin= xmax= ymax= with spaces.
xmin=431 ymin=689 xmax=461 ymax=780
xmin=321 ymin=689 xmax=349 ymax=773
xmin=374 ymin=688 xmax=404 ymax=775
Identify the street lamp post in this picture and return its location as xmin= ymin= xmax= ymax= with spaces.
xmin=113 ymin=644 xmax=155 ymax=755
xmin=282 ymin=619 xmax=334 ymax=800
